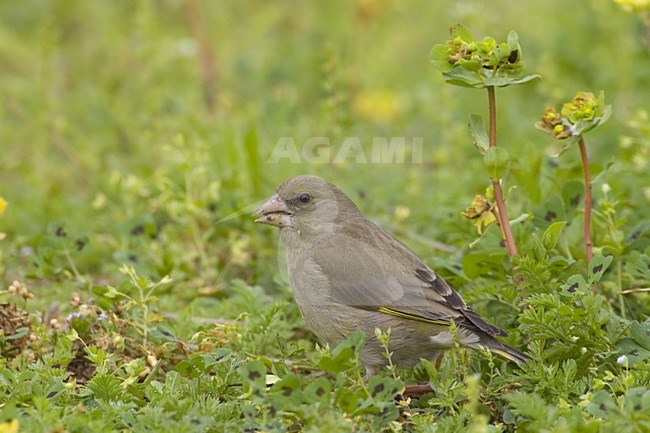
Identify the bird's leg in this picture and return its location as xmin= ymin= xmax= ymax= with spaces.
xmin=363 ymin=365 xmax=379 ymax=381
xmin=402 ymin=353 xmax=444 ymax=395
xmin=435 ymin=352 xmax=444 ymax=370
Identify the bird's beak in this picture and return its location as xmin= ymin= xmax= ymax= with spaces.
xmin=254 ymin=194 xmax=294 ymax=228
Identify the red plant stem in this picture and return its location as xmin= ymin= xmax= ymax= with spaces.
xmin=487 ymin=86 xmax=518 ymax=257
xmin=488 ymin=86 xmax=497 ymax=147
xmin=578 ymin=136 xmax=594 ymax=291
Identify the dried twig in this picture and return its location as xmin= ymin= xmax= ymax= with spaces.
xmin=620 ymin=287 xmax=650 ymax=295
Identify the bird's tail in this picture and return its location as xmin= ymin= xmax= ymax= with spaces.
xmin=475 ymin=336 xmax=531 ymax=365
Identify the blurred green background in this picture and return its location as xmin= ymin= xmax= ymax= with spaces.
xmin=2 ymin=2 xmax=650 ymax=430
xmin=1 ymin=0 xmax=649 ymax=297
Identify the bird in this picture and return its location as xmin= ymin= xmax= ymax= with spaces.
xmin=254 ymin=175 xmax=529 ymax=375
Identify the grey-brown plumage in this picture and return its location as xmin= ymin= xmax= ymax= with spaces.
xmin=255 ymin=175 xmax=529 ymax=374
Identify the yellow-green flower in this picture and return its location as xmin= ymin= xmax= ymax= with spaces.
xmin=537 ymin=107 xmax=571 ymax=140
xmin=462 ymin=194 xmax=491 ymax=219
xmin=537 ymin=91 xmax=610 ymax=140
xmin=462 ymin=193 xmax=497 ymax=235
xmin=561 ymin=91 xmax=599 ymax=123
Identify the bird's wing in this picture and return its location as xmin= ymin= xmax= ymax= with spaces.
xmin=408 ymin=265 xmax=507 ymax=337
xmin=311 ymin=223 xmax=506 ymax=337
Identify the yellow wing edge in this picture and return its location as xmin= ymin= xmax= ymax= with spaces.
xmin=376 ymin=307 xmax=450 ymax=326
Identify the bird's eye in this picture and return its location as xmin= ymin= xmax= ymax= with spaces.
xmin=298 ymin=193 xmax=311 ymax=203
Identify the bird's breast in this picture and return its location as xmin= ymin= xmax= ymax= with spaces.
xmin=286 ymin=253 xmax=330 ymax=305
xmin=285 ymin=251 xmax=356 ymax=345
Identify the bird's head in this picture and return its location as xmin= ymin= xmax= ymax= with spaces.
xmin=254 ymin=176 xmax=359 ymax=236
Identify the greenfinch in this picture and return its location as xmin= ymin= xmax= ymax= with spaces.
xmin=255 ymin=176 xmax=528 ymax=375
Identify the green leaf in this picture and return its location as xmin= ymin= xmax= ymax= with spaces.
xmin=176 ymin=354 xmax=215 ymax=378
xmin=430 ymin=44 xmax=453 ymax=72
xmin=616 ymin=337 xmax=650 ymax=366
xmin=469 ymin=114 xmax=489 ymax=154
xmin=450 ymin=23 xmax=475 ymax=43
xmin=530 ymin=233 xmax=547 ymax=261
xmin=304 ymin=377 xmax=332 ymax=405
xmin=511 ymin=155 xmax=542 ymax=203
xmin=370 ymin=403 xmax=400 ymax=430
xmin=625 ymin=252 xmax=650 ymax=281
xmin=336 ymin=387 xmax=360 ymax=413
xmin=419 ymin=358 xmax=439 ymax=382
xmin=548 ymin=255 xmax=572 ymax=268
xmin=462 ymin=252 xmax=508 ymax=279
xmin=571 ymin=120 xmax=599 ymax=136
xmin=318 ymin=331 xmax=364 ymax=373
xmin=238 ymin=360 xmax=267 ymax=393
xmin=504 ymin=391 xmax=552 ymax=420
xmin=483 ymin=73 xmax=540 ymax=88
xmin=590 ymin=160 xmax=615 ymax=185
xmin=269 ymin=374 xmax=303 ymax=409
xmin=630 ymin=320 xmax=650 ymax=351
xmin=560 ymin=274 xmax=588 ymax=296
xmin=367 ymin=376 xmax=403 ymax=400
xmin=562 ymin=181 xmax=584 ymax=215
xmin=483 ymin=146 xmax=511 ymax=180
xmin=66 ymin=329 xmax=80 ymax=342
xmin=441 ymin=67 xmax=484 ymax=88
xmin=542 ymin=221 xmax=567 ymax=251
xmin=457 ymin=58 xmax=483 ymax=71
xmin=588 ymin=255 xmax=613 ymax=285
xmin=599 ymin=103 xmax=613 ymax=125
xmin=587 ymin=390 xmax=619 ymax=419
xmin=441 ymin=70 xmax=540 ymax=89
xmin=619 ymin=388 xmax=650 ymax=416
xmin=625 ymin=222 xmax=650 ymax=247
xmin=570 ymin=106 xmax=612 ymax=137
xmin=502 ymin=407 xmax=516 ymax=425
xmin=506 ymin=30 xmax=519 ymax=51
xmin=103 ymin=285 xmax=121 ymax=299
xmin=488 ymin=42 xmax=511 ymax=65
xmin=534 ymin=195 xmax=566 ymax=229
xmin=86 ymin=373 xmax=124 ymax=402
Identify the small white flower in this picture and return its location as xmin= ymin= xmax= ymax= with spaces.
xmin=602 ymin=183 xmax=612 ymax=194
xmin=617 ymin=355 xmax=628 ymax=366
